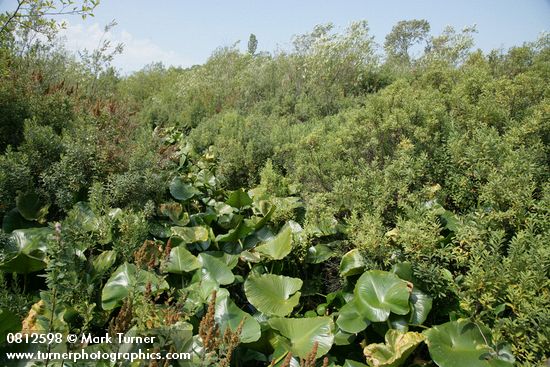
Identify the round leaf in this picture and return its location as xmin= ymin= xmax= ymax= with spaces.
xmin=169 ymin=177 xmax=200 ymax=201
xmin=343 ymin=360 xmax=369 ymax=367
xmin=215 ymin=289 xmax=261 ymax=343
xmin=159 ymin=202 xmax=189 ymax=226
xmin=424 ymin=319 xmax=514 ymax=367
xmin=2 ymin=208 xmax=35 ymax=233
xmin=244 ymin=274 xmax=302 ymax=317
xmin=268 ymin=317 xmax=334 ymax=359
xmin=226 ymin=188 xmax=253 ymax=209
xmin=16 ymin=192 xmax=49 ymax=222
xmin=198 ymin=253 xmax=235 ymax=285
xmin=336 ymin=299 xmax=370 ymax=334
xmin=171 ymin=226 xmax=209 ymax=243
xmin=0 ymin=228 xmax=52 ymax=274
xmin=305 ymin=244 xmax=335 ymax=264
xmin=410 ymin=287 xmax=432 ymax=325
xmin=340 ymin=249 xmax=366 ymax=277
xmin=92 ymin=250 xmax=117 ymax=276
xmin=255 ymin=225 xmax=292 ymax=260
xmin=354 ymin=270 xmax=411 ymax=322
xmin=101 ymin=263 xmax=168 ymax=310
xmin=163 ymin=245 xmax=201 ymax=274
xmin=364 ymin=330 xmax=424 ymax=367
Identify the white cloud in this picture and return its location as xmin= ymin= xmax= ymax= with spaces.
xmin=57 ymin=21 xmax=192 ymax=73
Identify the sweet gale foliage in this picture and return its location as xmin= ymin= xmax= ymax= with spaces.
xmin=0 ymin=5 xmax=549 ymax=366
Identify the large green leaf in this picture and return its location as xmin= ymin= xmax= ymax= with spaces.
xmin=16 ymin=192 xmax=49 ymax=222
xmin=343 ymin=361 xmax=369 ymax=367
xmin=169 ymin=177 xmax=200 ymax=201
xmin=197 ymin=253 xmax=235 ymax=285
xmin=171 ymin=226 xmax=209 ymax=243
xmin=69 ymin=202 xmax=99 ymax=232
xmin=203 ymin=251 xmax=239 ymax=269
xmin=159 ymin=202 xmax=189 ymax=226
xmin=305 ymin=244 xmax=335 ymax=264
xmin=215 ymin=220 xmax=254 ymax=243
xmin=268 ymin=317 xmax=334 ymax=359
xmin=244 ymin=274 xmax=302 ymax=317
xmin=92 ymin=250 xmax=117 ymax=276
xmin=363 ymin=330 xmax=424 ymax=367
xmin=340 ymin=249 xmax=366 ymax=277
xmin=163 ymin=245 xmax=201 ymax=274
xmin=410 ymin=287 xmax=432 ymax=325
xmin=254 ymin=225 xmax=292 ymax=260
xmin=424 ymin=319 xmax=514 ymax=367
xmin=226 ymin=188 xmax=253 ymax=209
xmin=0 ymin=228 xmax=52 ymax=273
xmin=336 ymin=299 xmax=370 ymax=334
xmin=101 ymin=263 xmax=169 ymax=310
xmin=354 ymin=270 xmax=411 ymax=322
xmin=2 ymin=208 xmax=35 ymax=233
xmin=390 ymin=262 xmax=413 ymax=282
xmin=215 ymin=289 xmax=261 ymax=343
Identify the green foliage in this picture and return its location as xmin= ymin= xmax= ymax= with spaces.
xmin=0 ymin=17 xmax=548 ymax=367
xmin=424 ymin=319 xmax=514 ymax=367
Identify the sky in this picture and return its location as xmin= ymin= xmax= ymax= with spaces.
xmin=1 ymin=0 xmax=549 ymax=73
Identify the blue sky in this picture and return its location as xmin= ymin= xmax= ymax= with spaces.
xmin=1 ymin=0 xmax=549 ymax=72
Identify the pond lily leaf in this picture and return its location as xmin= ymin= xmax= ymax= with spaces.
xmin=92 ymin=250 xmax=117 ymax=277
xmin=334 ymin=329 xmax=356 ymax=346
xmin=354 ymin=270 xmax=411 ymax=322
xmin=269 ymin=343 xmax=300 ymax=367
xmin=305 ymin=244 xmax=335 ymax=264
xmin=249 ymin=204 xmax=276 ymax=230
xmin=163 ymin=245 xmax=201 ymax=274
xmin=423 ymin=319 xmax=514 ymax=367
xmin=159 ymin=202 xmax=189 ymax=226
xmin=0 ymin=228 xmax=52 ymax=274
xmin=2 ymin=208 xmax=35 ymax=233
xmin=336 ymin=299 xmax=370 ymax=334
xmin=244 ymin=274 xmax=302 ymax=317
xmin=240 ymin=250 xmax=262 ymax=263
xmin=343 ymin=360 xmax=369 ymax=367
xmin=226 ymin=188 xmax=253 ymax=209
xmin=387 ymin=314 xmax=409 ymax=332
xmin=268 ymin=317 xmax=334 ymax=359
xmin=101 ymin=263 xmax=169 ymax=310
xmin=202 ymin=251 xmax=239 ymax=269
xmin=16 ymin=191 xmax=49 ymax=222
xmin=340 ymin=249 xmax=366 ymax=277
xmin=196 ymin=169 xmax=217 ymax=188
xmin=410 ymin=287 xmax=432 ymax=325
xmin=390 ymin=262 xmax=413 ymax=282
xmin=215 ymin=289 xmax=261 ymax=343
xmin=216 ymin=220 xmax=254 ymax=243
xmin=169 ymin=177 xmax=200 ymax=201
xmin=171 ymin=226 xmax=209 ymax=243
xmin=213 ymin=201 xmax=235 ymax=216
xmin=68 ymin=202 xmax=99 ymax=232
xmin=364 ymin=329 xmax=424 ymax=367
xmin=255 ymin=225 xmax=292 ymax=260
xmin=197 ymin=253 xmax=235 ymax=285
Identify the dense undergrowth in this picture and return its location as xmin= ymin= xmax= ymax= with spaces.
xmin=0 ymin=9 xmax=549 ymax=367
